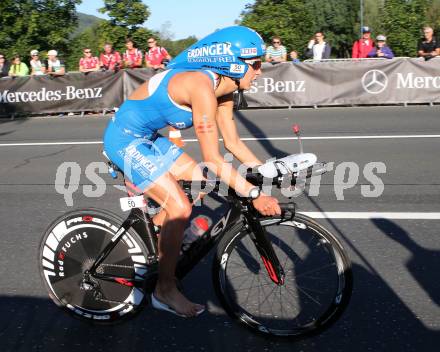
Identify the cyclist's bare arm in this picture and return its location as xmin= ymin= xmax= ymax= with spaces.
xmin=216 ymin=94 xmax=262 ymax=168
xmin=186 ymin=75 xmax=258 ymax=197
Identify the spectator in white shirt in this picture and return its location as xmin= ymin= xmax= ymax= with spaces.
xmin=265 ymin=36 xmax=287 ymax=63
xmin=305 ymin=32 xmax=331 ymax=61
xmin=29 ymin=50 xmax=46 ymax=75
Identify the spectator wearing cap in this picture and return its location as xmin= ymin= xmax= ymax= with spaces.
xmin=29 ymin=50 xmax=46 ymax=75
xmin=123 ymin=38 xmax=143 ymax=69
xmin=8 ymin=55 xmax=29 ymax=77
xmin=100 ymin=43 xmax=122 ymax=71
xmin=417 ymin=27 xmax=440 ymax=61
xmin=290 ymin=50 xmax=300 ymax=64
xmin=352 ymin=26 xmax=375 ymax=58
xmin=145 ymin=37 xmax=171 ymax=71
xmin=305 ymin=32 xmax=331 ymax=61
xmin=79 ymin=48 xmax=100 ymax=73
xmin=265 ymin=36 xmax=287 ymax=63
xmin=367 ymin=35 xmax=394 ymax=59
xmin=0 ymin=52 xmax=10 ymax=78
xmin=46 ymin=50 xmax=65 ymax=76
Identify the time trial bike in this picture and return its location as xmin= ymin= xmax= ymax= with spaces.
xmin=39 ymin=141 xmax=352 ymax=338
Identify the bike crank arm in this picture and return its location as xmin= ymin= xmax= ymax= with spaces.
xmin=245 ymin=212 xmax=285 ymax=285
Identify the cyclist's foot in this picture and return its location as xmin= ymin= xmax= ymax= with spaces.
xmin=153 ymin=285 xmax=205 ymax=318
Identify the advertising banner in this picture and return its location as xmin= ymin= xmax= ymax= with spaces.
xmin=0 ymin=70 xmax=124 ymax=116
xmin=244 ymin=58 xmax=440 ymax=107
xmin=1 ymin=59 xmax=439 ymax=116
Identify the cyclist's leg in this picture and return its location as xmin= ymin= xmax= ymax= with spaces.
xmin=152 ymin=152 xmax=205 ymax=227
xmin=144 ymin=172 xmax=204 ymax=317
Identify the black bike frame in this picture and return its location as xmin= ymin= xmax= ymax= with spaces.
xmin=88 ymin=179 xmax=295 ymax=289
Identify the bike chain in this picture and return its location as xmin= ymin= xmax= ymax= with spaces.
xmin=98 ymin=263 xmax=135 ymax=271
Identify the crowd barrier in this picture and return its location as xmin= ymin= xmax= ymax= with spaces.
xmin=244 ymin=57 xmax=440 ymax=108
xmin=1 ymin=57 xmax=439 ymax=116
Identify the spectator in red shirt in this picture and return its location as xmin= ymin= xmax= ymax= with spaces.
xmin=145 ymin=37 xmax=172 ymax=71
xmin=352 ymin=26 xmax=375 ymax=58
xmin=99 ymin=43 xmax=122 ymax=71
xmin=123 ymin=38 xmax=143 ymax=69
xmin=79 ymin=48 xmax=100 ymax=73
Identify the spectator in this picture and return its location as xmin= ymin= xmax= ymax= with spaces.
xmin=352 ymin=26 xmax=375 ymax=58
xmin=0 ymin=53 xmax=10 ymax=78
xmin=29 ymin=50 xmax=46 ymax=75
xmin=99 ymin=43 xmax=122 ymax=71
xmin=123 ymin=38 xmax=143 ymax=69
xmin=305 ymin=32 xmax=331 ymax=61
xmin=289 ymin=50 xmax=300 ymax=64
xmin=8 ymin=55 xmax=29 ymax=77
xmin=417 ymin=27 xmax=439 ymax=61
xmin=265 ymin=36 xmax=287 ymax=63
xmin=145 ymin=37 xmax=171 ymax=71
xmin=46 ymin=50 xmax=65 ymax=76
xmin=367 ymin=35 xmax=394 ymax=59
xmin=79 ymin=47 xmax=100 ymax=73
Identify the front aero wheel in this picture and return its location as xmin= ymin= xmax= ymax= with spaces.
xmin=213 ymin=213 xmax=352 ymax=338
xmin=39 ymin=208 xmax=151 ymax=322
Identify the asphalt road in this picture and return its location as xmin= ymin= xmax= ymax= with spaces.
xmin=0 ymin=106 xmax=439 ymax=351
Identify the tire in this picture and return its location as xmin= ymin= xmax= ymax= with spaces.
xmin=39 ymin=208 xmax=151 ymax=323
xmin=212 ymin=213 xmax=352 ymax=338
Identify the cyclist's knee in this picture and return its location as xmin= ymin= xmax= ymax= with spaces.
xmin=165 ymin=198 xmax=192 ymax=220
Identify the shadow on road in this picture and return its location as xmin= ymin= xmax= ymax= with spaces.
xmin=234 ymin=110 xmax=289 ymax=159
xmin=1 ymin=260 xmax=438 ymax=352
xmin=372 ymin=219 xmax=440 ymax=307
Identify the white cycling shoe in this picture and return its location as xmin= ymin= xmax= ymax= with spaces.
xmin=151 ymin=293 xmax=205 ymax=318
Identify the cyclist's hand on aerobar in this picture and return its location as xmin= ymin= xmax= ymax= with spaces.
xmin=252 ymin=194 xmax=281 ymax=216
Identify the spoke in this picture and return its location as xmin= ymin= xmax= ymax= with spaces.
xmin=292 ymin=231 xmax=317 ymax=267
xmin=279 ymin=285 xmax=284 ymax=320
xmin=295 ymin=283 xmax=331 ymax=294
xmin=279 ymin=227 xmax=298 ymax=269
xmin=231 ymin=269 xmax=255 ymax=292
xmin=296 ymin=285 xmax=322 ymax=307
xmin=293 ymin=263 xmax=336 ymax=279
xmin=257 ymin=284 xmax=278 ymax=309
xmin=235 ymin=243 xmax=258 ymax=261
xmin=240 ymin=272 xmax=258 ymax=308
xmin=233 ymin=281 xmax=276 ymax=292
xmin=257 ymin=269 xmax=262 ymax=317
xmin=227 ymin=259 xmax=255 ymax=271
xmin=227 ymin=271 xmax=256 ymax=281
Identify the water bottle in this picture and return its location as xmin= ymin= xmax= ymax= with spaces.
xmin=181 ymin=215 xmax=212 ymax=252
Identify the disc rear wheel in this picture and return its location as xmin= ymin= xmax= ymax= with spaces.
xmin=39 ymin=208 xmax=151 ymax=322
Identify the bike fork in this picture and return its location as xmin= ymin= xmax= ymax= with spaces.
xmin=246 ymin=213 xmax=285 ymax=286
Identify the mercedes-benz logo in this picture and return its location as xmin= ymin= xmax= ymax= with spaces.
xmin=361 ymin=69 xmax=388 ymax=94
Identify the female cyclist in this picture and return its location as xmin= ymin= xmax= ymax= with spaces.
xmin=103 ymin=26 xmax=281 ymax=318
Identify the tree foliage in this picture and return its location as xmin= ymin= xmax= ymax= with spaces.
xmin=0 ymin=0 xmax=81 ymax=59
xmin=97 ymin=0 xmax=153 ymax=54
xmin=241 ymin=0 xmax=314 ymax=59
xmin=382 ymin=0 xmax=429 ymax=56
xmin=159 ymin=36 xmax=198 ymax=57
xmin=2 ymin=0 xmax=439 ymax=69
xmin=308 ymin=0 xmax=358 ymax=57
xmin=99 ymin=0 xmax=150 ymax=28
xmin=240 ymin=0 xmax=439 ymax=58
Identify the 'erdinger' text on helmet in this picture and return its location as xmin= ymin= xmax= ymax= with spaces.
xmin=167 ymin=26 xmax=266 ymax=79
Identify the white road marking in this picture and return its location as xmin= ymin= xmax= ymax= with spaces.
xmin=0 ymin=141 xmax=103 ymax=147
xmin=300 ymin=212 xmax=440 ymax=220
xmin=1 ymin=134 xmax=440 ymax=147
